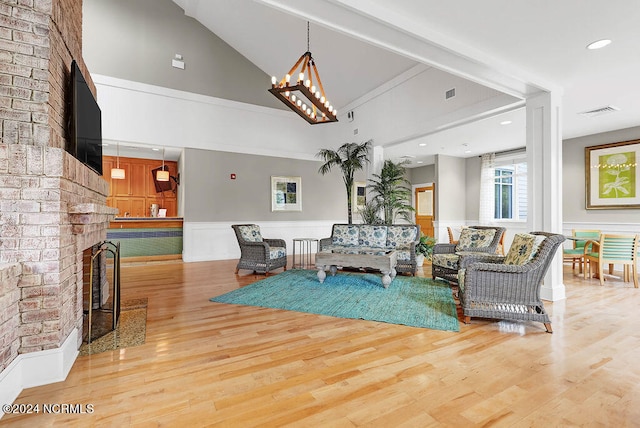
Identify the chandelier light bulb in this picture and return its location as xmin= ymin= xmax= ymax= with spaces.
xmin=285 ymin=91 xmax=290 ymax=98
xmin=333 ymin=109 xmax=337 ymax=116
xmin=296 ymin=99 xmax=302 ymax=107
xmin=298 ymin=72 xmax=304 ymax=83
xmin=311 ymin=85 xmax=316 ymax=93
xmin=328 ymin=105 xmax=333 ymax=113
xmin=285 ymin=74 xmax=291 ymax=83
xmin=291 ymin=94 xmax=296 ymax=102
xmin=320 ymin=96 xmax=325 ymax=104
xmin=315 ymin=91 xmax=321 ymax=99
xmin=271 ymin=76 xmax=277 ymax=85
xmin=305 ymin=79 xmax=311 ymax=88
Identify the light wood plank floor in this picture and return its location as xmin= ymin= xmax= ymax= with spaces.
xmin=4 ymin=259 xmax=640 ymax=427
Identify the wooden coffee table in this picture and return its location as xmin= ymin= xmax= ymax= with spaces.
xmin=315 ymin=250 xmax=398 ymax=288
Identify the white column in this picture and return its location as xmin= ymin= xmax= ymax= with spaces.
xmin=526 ymin=91 xmax=565 ymax=301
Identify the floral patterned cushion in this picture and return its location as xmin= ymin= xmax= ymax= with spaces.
xmin=386 ymin=226 xmax=418 ymax=249
xmin=456 ymin=228 xmax=496 ymax=251
xmin=504 ymin=233 xmax=545 ymax=265
xmin=395 ymin=249 xmax=411 ymax=261
xmin=359 ymin=225 xmax=388 ymax=248
xmin=332 ymin=225 xmax=360 ymax=246
xmin=269 ymin=246 xmax=286 ymax=259
xmin=238 ymin=225 xmax=263 ymax=242
xmin=432 ymin=253 xmax=460 ymax=269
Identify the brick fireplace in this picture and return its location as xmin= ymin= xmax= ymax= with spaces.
xmin=0 ymin=0 xmax=117 ymax=398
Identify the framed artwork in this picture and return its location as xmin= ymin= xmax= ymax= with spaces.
xmin=585 ymin=138 xmax=640 ymax=209
xmin=353 ymin=181 xmax=367 ymax=212
xmin=271 ymin=176 xmax=302 ymax=211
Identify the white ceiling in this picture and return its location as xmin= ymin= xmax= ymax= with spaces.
xmin=166 ymin=0 xmax=640 ymax=166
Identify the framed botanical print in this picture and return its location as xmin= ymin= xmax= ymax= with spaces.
xmin=585 ymin=138 xmax=640 ymax=209
xmin=271 ymin=176 xmax=302 ymax=211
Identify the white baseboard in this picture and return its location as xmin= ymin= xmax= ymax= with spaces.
xmin=0 ymin=329 xmax=79 ymax=419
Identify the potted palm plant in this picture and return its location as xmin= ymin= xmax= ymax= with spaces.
xmin=415 ymin=234 xmax=436 ymax=267
xmin=317 ymin=141 xmax=372 ymax=224
xmin=367 ymin=159 xmax=414 ymax=225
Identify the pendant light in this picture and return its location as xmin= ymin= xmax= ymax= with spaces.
xmin=111 ymin=142 xmax=125 ymax=179
xmin=156 ymin=147 xmax=170 ymax=182
xmin=268 ymin=22 xmax=337 ymax=124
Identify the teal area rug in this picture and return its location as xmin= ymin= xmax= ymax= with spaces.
xmin=210 ymin=270 xmax=459 ymax=332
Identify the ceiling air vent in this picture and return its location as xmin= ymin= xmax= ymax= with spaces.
xmin=445 ymin=88 xmax=456 ymax=100
xmin=579 ymin=105 xmax=620 ymax=118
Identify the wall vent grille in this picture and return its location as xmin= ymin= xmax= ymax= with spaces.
xmin=445 ymin=88 xmax=456 ymax=99
xmin=579 ymin=105 xmax=620 ymax=117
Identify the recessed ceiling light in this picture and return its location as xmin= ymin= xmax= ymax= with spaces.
xmin=416 ymin=160 xmax=423 ymax=164
xmin=101 ymin=143 xmax=109 ymax=146
xmin=586 ymin=39 xmax=611 ymax=50
xmin=418 ymin=143 xmax=426 ymax=147
xmin=464 ymin=150 xmax=472 ymax=154
xmin=152 ymin=148 xmax=160 ymax=151
xmin=500 ymin=120 xmax=512 ymax=125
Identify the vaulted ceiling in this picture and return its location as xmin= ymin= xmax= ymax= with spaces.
xmin=172 ymin=0 xmax=640 ymax=165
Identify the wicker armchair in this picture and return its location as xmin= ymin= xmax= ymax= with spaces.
xmin=432 ymin=226 xmax=506 ymax=284
xmin=458 ymin=232 xmax=565 ymax=333
xmin=231 ymin=224 xmax=287 ymax=275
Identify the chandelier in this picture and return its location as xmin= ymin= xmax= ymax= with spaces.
xmin=269 ymin=22 xmax=338 ymax=125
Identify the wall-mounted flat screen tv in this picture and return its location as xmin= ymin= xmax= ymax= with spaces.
xmin=70 ymin=60 xmax=103 ymax=175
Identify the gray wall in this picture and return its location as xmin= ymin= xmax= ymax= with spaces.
xmin=183 ymin=148 xmax=350 ymax=222
xmin=83 ymin=0 xmax=284 ymax=109
xmin=409 ymin=164 xmax=435 ymax=184
xmin=563 ymin=125 xmax=640 ymax=222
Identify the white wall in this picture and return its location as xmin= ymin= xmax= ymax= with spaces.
xmin=95 ymin=75 xmax=329 ymax=161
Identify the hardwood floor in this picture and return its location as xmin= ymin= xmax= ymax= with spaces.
xmin=4 ymin=259 xmax=640 ymax=427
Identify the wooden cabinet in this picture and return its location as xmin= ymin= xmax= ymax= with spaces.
xmin=102 ymin=156 xmax=178 ymax=218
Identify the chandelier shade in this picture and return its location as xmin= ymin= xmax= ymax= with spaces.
xmin=269 ymin=23 xmax=337 ymax=125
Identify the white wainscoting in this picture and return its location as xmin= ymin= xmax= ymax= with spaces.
xmin=182 ymin=220 xmax=343 ymax=262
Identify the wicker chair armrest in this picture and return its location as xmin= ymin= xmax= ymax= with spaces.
xmin=433 ymin=243 xmax=457 ymax=254
xmin=241 ymin=240 xmax=270 ymax=249
xmin=458 ymin=253 xmax=505 ymax=268
xmin=264 ymin=238 xmax=286 ymax=248
xmin=319 ymin=237 xmax=332 ymax=251
xmin=466 ymin=261 xmax=533 ymax=274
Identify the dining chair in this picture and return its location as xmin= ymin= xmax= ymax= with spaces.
xmin=496 ymin=232 xmax=505 ymax=255
xmin=564 ymin=229 xmax=600 ymax=273
xmin=583 ymin=233 xmax=638 ymax=288
xmin=447 ymin=227 xmax=458 ymax=245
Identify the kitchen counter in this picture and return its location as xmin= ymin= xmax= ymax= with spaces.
xmin=110 ymin=217 xmax=183 ymax=229
xmin=107 ymin=218 xmax=183 ymax=260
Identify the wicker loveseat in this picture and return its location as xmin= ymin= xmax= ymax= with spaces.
xmin=458 ymin=231 xmax=565 ymax=333
xmin=231 ymin=224 xmax=287 ymax=275
xmin=432 ymin=226 xmax=506 ymax=284
xmin=319 ymin=224 xmax=420 ymax=275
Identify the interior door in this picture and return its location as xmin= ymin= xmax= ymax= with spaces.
xmin=415 ymin=184 xmax=435 ymax=237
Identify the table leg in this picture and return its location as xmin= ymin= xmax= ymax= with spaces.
xmin=317 ymin=266 xmax=326 ymax=283
xmin=381 ymin=271 xmax=392 ymax=289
